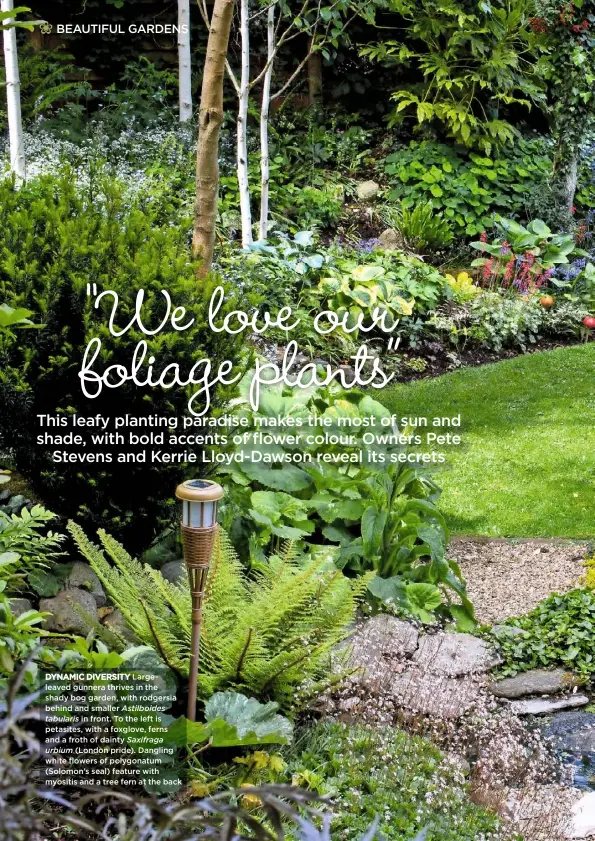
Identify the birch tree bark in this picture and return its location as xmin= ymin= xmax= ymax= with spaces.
xmin=259 ymin=4 xmax=275 ymax=240
xmin=307 ymin=46 xmax=323 ymax=106
xmin=178 ymin=0 xmax=193 ymax=122
xmin=192 ymin=0 xmax=235 ymax=275
xmin=237 ymin=0 xmax=252 ymax=247
xmin=1 ymin=0 xmax=25 ymax=180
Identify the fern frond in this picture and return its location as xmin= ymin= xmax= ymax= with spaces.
xmin=68 ymin=524 xmax=364 ymax=711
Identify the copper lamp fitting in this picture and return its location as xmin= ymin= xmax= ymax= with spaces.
xmin=175 ymin=479 xmax=224 ymax=721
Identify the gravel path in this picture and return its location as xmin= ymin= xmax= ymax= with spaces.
xmin=450 ymin=538 xmax=588 ymax=625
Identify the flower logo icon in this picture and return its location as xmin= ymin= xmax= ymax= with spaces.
xmin=40 ymin=21 xmax=52 ymax=34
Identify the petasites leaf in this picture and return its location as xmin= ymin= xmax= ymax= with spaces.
xmin=166 ymin=692 xmax=293 ymax=748
xmin=205 ymin=691 xmax=293 ymax=744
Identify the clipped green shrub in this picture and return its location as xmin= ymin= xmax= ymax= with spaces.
xmin=0 ymin=170 xmax=246 ymax=549
xmin=382 ymin=137 xmax=553 ymax=236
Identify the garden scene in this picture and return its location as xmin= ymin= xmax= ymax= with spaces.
xmin=2 ymin=0 xmax=595 ymax=839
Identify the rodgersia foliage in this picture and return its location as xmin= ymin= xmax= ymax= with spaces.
xmin=67 ymin=523 xmax=366 ymax=711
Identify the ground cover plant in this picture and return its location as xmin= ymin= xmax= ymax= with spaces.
xmin=379 ymin=138 xmax=554 ymax=236
xmin=283 ymin=723 xmax=502 ymax=841
xmin=381 ymin=344 xmax=595 ymax=538
xmin=494 ymin=588 xmax=595 ymax=681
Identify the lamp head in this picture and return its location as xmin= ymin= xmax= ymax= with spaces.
xmin=176 ymin=479 xmax=224 ymax=529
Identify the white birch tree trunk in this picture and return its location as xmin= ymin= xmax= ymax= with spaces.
xmin=1 ymin=0 xmax=25 ymax=179
xmin=237 ymin=0 xmax=252 ymax=247
xmin=178 ymin=0 xmax=193 ymax=122
xmin=259 ymin=3 xmax=275 ymax=240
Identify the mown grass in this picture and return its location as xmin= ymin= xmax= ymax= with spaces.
xmin=380 ymin=344 xmax=595 ymax=538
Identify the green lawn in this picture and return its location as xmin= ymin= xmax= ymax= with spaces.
xmin=380 ymin=344 xmax=595 ymax=538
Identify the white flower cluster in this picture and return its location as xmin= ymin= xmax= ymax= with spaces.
xmin=0 ymin=121 xmax=198 ymax=198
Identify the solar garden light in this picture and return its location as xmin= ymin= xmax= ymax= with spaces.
xmin=175 ymin=479 xmax=224 ymax=722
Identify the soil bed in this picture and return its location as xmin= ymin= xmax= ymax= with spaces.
xmin=393 ymin=336 xmax=583 ymax=384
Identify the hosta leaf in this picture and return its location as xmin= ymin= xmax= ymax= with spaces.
xmin=361 ymin=506 xmax=387 ymax=558
xmin=394 ymin=296 xmax=415 ymax=316
xmin=294 ymin=230 xmax=314 ymax=246
xmin=527 ymin=219 xmax=551 ymax=238
xmin=351 ymin=265 xmax=385 ymax=282
xmin=351 ymin=286 xmax=375 ymax=307
xmin=241 ymin=461 xmax=312 ymax=492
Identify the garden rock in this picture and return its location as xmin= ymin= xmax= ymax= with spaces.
xmin=389 ymin=667 xmax=482 ymax=720
xmin=542 ymin=711 xmax=595 ymax=789
xmin=509 ymin=695 xmax=589 ymax=716
xmin=569 ymin=792 xmax=595 ymax=838
xmin=491 ymin=668 xmax=578 ymax=699
xmin=8 ymin=597 xmax=33 ymax=617
xmin=102 ymin=608 xmax=138 ymax=643
xmin=345 ymin=621 xmax=485 ymax=721
xmin=356 ymin=180 xmax=379 ymax=201
xmin=411 ymin=632 xmax=502 ymax=676
xmin=160 ymin=560 xmax=185 ymax=584
xmin=67 ymin=562 xmax=106 ymax=607
xmin=348 ymin=615 xmax=419 ymax=676
xmin=40 ymin=588 xmax=99 ymax=635
xmin=543 ymin=711 xmax=595 ymax=754
xmin=377 ymin=228 xmax=404 ymax=250
xmin=504 ymin=785 xmax=580 ymax=840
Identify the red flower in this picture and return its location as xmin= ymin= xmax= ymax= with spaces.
xmin=482 ymin=258 xmax=494 ymax=281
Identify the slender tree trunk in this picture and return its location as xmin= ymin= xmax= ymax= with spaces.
xmin=307 ymin=46 xmax=322 ymax=107
xmin=192 ymin=0 xmax=235 ymax=275
xmin=563 ymin=154 xmax=579 ymax=214
xmin=259 ymin=4 xmax=275 ymax=241
xmin=554 ymin=134 xmax=580 ymax=215
xmin=178 ymin=0 xmax=193 ymax=122
xmin=237 ymin=0 xmax=252 ymax=247
xmin=2 ymin=0 xmax=25 ymax=180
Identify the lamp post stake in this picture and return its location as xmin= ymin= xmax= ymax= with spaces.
xmin=176 ymin=479 xmax=224 ymax=722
